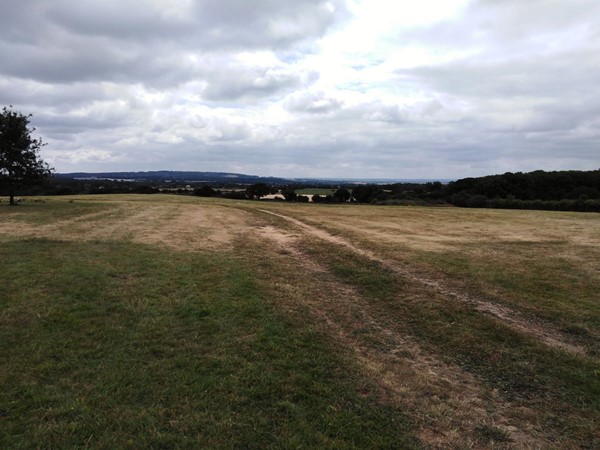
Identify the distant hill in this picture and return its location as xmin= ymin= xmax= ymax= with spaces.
xmin=55 ymin=171 xmax=294 ymax=185
xmin=55 ymin=171 xmax=452 ymax=185
xmin=14 ymin=168 xmax=600 ymax=211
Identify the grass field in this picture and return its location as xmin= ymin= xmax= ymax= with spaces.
xmin=294 ymin=188 xmax=349 ymax=196
xmin=1 ymin=195 xmax=599 ymax=448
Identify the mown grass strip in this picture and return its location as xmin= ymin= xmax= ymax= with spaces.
xmin=0 ymin=200 xmax=113 ymax=226
xmin=303 ymin=239 xmax=600 ymax=447
xmin=409 ymin=242 xmax=600 ymax=350
xmin=0 ymin=238 xmax=418 ymax=449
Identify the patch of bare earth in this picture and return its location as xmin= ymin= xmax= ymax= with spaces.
xmin=254 ymin=223 xmax=550 ymax=449
xmin=258 ymin=210 xmax=587 ymax=357
xmin=1 ymin=203 xmax=248 ymax=251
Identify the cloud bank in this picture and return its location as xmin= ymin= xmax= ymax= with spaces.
xmin=1 ymin=0 xmax=598 ymax=178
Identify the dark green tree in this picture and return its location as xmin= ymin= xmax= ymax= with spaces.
xmin=245 ymin=183 xmax=272 ymax=199
xmin=280 ymin=186 xmax=297 ymax=201
xmin=351 ymin=184 xmax=380 ymax=203
xmin=333 ymin=188 xmax=351 ymax=202
xmin=1 ymin=107 xmax=52 ymax=205
xmin=193 ymin=185 xmax=218 ymax=197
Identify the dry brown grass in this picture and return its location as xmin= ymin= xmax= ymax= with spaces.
xmin=254 ymin=223 xmax=549 ymax=448
xmin=255 ymin=203 xmax=600 ymax=341
xmin=256 ymin=202 xmax=600 ymax=254
xmin=3 ymin=195 xmax=599 ymax=448
xmin=248 ymin=201 xmax=600 ymax=447
xmin=0 ymin=196 xmax=249 ymax=251
xmin=258 ymin=208 xmax=588 ymax=356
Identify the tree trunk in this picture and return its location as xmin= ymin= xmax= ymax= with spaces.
xmin=7 ymin=174 xmax=16 ymax=205
xmin=8 ymin=182 xmax=15 ymax=206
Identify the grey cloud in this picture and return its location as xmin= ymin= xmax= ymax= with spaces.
xmin=44 ymin=0 xmax=347 ymax=49
xmin=35 ymin=108 xmax=132 ymax=135
xmin=202 ymin=64 xmax=317 ymax=101
xmin=206 ymin=118 xmax=252 ymax=142
xmin=0 ymin=1 xmax=347 ymax=88
xmin=393 ymin=16 xmax=600 ymax=146
xmin=403 ymin=48 xmax=600 ymax=99
xmin=284 ymin=91 xmax=343 ymax=113
xmin=43 ymin=2 xmax=184 ymax=42
xmin=419 ymin=100 xmax=443 ymax=117
xmin=393 ymin=0 xmax=600 ymax=56
xmin=0 ymin=37 xmax=196 ymax=87
xmin=400 ymin=54 xmax=600 ymax=139
xmin=0 ymin=0 xmax=49 ymax=45
xmin=308 ymin=100 xmax=439 ymax=124
xmin=0 ymin=81 xmax=114 ymax=110
xmin=2 ymin=0 xmax=599 ymax=179
xmin=471 ymin=0 xmax=600 ymax=37
xmin=364 ymin=104 xmax=407 ymax=123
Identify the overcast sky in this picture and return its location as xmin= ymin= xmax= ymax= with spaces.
xmin=1 ymin=0 xmax=599 ymax=179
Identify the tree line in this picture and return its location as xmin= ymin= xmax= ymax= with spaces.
xmin=2 ymin=106 xmax=598 ymax=212
xmin=348 ymin=171 xmax=600 ymax=211
xmin=237 ymin=170 xmax=600 ymax=212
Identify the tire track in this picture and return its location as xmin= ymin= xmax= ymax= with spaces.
xmin=255 ymin=223 xmax=550 ymax=449
xmin=258 ymin=209 xmax=587 ymax=356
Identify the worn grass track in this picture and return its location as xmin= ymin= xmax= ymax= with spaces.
xmin=1 ymin=195 xmax=599 ymax=448
xmin=250 ymin=205 xmax=600 ymax=448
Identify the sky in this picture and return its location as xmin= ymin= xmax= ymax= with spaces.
xmin=1 ymin=0 xmax=599 ymax=179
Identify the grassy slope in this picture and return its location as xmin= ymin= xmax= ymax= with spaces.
xmin=302 ymin=240 xmax=600 ymax=445
xmin=257 ymin=203 xmax=600 ymax=351
xmin=2 ymin=196 xmax=600 ymax=448
xmin=0 ymin=200 xmax=416 ymax=449
xmin=239 ymin=201 xmax=600 ymax=446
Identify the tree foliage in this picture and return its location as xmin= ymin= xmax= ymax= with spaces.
xmin=445 ymin=170 xmax=600 ymax=201
xmin=280 ymin=186 xmax=298 ymax=201
xmin=333 ymin=188 xmax=351 ymax=202
xmin=245 ymin=183 xmax=273 ymax=199
xmin=347 ymin=170 xmax=600 ymax=212
xmin=0 ymin=107 xmax=52 ymax=205
xmin=193 ymin=185 xmax=219 ymax=197
xmin=350 ymin=185 xmax=382 ymax=203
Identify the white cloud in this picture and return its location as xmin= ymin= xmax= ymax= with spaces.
xmin=284 ymin=91 xmax=343 ymax=113
xmin=2 ymin=0 xmax=599 ymax=178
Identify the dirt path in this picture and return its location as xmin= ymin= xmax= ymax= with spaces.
xmin=255 ymin=223 xmax=549 ymax=449
xmin=258 ymin=209 xmax=587 ymax=356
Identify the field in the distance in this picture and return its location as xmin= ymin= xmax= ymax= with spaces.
xmin=1 ymin=195 xmax=599 ymax=448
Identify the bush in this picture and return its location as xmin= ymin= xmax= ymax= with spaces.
xmin=193 ymin=186 xmax=218 ymax=197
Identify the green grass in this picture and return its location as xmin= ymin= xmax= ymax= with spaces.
xmin=3 ymin=196 xmax=600 ymax=448
xmin=0 ymin=199 xmax=112 ymax=226
xmin=262 ymin=204 xmax=600 ymax=352
xmin=409 ymin=242 xmax=600 ymax=352
xmin=294 ymin=188 xmax=352 ymax=196
xmin=302 ymin=239 xmax=600 ymax=446
xmin=0 ymin=237 xmax=417 ymax=449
